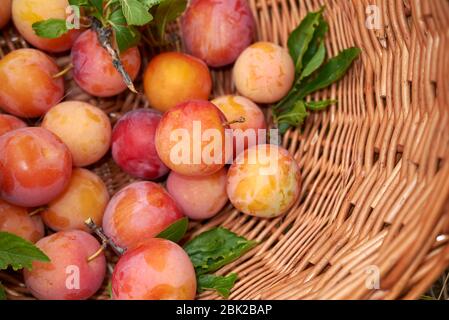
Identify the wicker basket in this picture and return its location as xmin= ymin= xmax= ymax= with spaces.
xmin=1 ymin=0 xmax=449 ymax=300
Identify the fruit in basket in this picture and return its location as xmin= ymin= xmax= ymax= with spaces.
xmin=0 ymin=114 xmax=26 ymax=136
xmin=181 ymin=0 xmax=255 ymax=67
xmin=72 ymin=30 xmax=141 ymax=97
xmin=42 ymin=101 xmax=112 ymax=167
xmin=24 ymin=230 xmax=106 ymax=300
xmin=111 ymin=238 xmax=196 ymax=300
xmin=212 ymin=95 xmax=267 ymax=157
xmin=167 ymin=168 xmax=228 ymax=220
xmin=102 ymin=182 xmax=184 ymax=249
xmin=0 ymin=0 xmax=11 ymax=29
xmin=233 ymin=42 xmax=295 ymax=104
xmin=42 ymin=168 xmax=109 ymax=232
xmin=143 ymin=52 xmax=212 ymax=112
xmin=227 ymin=144 xmax=301 ymax=218
xmin=155 ymin=100 xmax=228 ymax=176
xmin=0 ymin=127 xmax=72 ymax=207
xmin=0 ymin=49 xmax=64 ymax=118
xmin=0 ymin=199 xmax=44 ymax=243
xmin=12 ymin=0 xmax=81 ymax=52
xmin=112 ymin=109 xmax=169 ymax=180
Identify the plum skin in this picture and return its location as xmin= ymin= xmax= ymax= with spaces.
xmin=212 ymin=95 xmax=267 ymax=158
xmin=233 ymin=42 xmax=295 ymax=104
xmin=12 ymin=0 xmax=81 ymax=52
xmin=112 ymin=238 xmax=196 ymax=300
xmin=0 ymin=127 xmax=72 ymax=208
xmin=0 ymin=114 xmax=26 ymax=137
xmin=24 ymin=230 xmax=106 ymax=300
xmin=0 ymin=49 xmax=64 ymax=118
xmin=112 ymin=109 xmax=169 ymax=180
xmin=0 ymin=199 xmax=44 ymax=243
xmin=227 ymin=144 xmax=302 ymax=218
xmin=155 ymin=100 xmax=228 ymax=177
xmin=72 ymin=30 xmax=141 ymax=97
xmin=182 ymin=0 xmax=255 ymax=67
xmin=42 ymin=101 xmax=112 ymax=167
xmin=167 ymin=168 xmax=228 ymax=220
xmin=42 ymin=168 xmax=110 ymax=233
xmin=102 ymin=181 xmax=185 ymax=249
xmin=143 ymin=52 xmax=212 ymax=112
xmin=0 ymin=0 xmax=12 ymax=29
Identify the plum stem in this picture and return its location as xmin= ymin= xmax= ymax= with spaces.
xmin=29 ymin=206 xmax=47 ymax=217
xmin=223 ymin=116 xmax=246 ymax=127
xmin=87 ymin=242 xmax=107 ymax=262
xmin=84 ymin=218 xmax=126 ymax=257
xmin=91 ymin=17 xmax=138 ymax=94
xmin=53 ymin=63 xmax=73 ymax=79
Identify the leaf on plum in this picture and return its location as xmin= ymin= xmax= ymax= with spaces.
xmin=156 ymin=217 xmax=189 ymax=243
xmin=0 ymin=232 xmax=50 ymax=271
xmin=32 ymin=19 xmax=68 ymax=39
xmin=184 ymin=227 xmax=257 ymax=275
xmin=197 ymin=273 xmax=238 ymax=299
xmin=153 ymin=0 xmax=187 ymax=40
xmin=120 ymin=0 xmax=153 ymax=26
xmin=109 ymin=8 xmax=142 ymax=52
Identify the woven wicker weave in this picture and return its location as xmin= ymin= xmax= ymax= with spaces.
xmin=1 ymin=0 xmax=449 ymax=300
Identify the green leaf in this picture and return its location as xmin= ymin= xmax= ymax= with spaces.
xmin=153 ymin=0 xmax=187 ymax=39
xmin=120 ymin=0 xmax=153 ymax=26
xmin=275 ymin=100 xmax=308 ymax=128
xmin=32 ymin=19 xmax=68 ymax=39
xmin=69 ymin=0 xmax=90 ymax=5
xmin=300 ymin=41 xmax=326 ymax=80
xmin=197 ymin=273 xmax=238 ymax=299
xmin=184 ymin=228 xmax=257 ymax=275
xmin=90 ymin=0 xmax=104 ymax=14
xmin=156 ymin=217 xmax=189 ymax=243
xmin=302 ymin=16 xmax=328 ymax=70
xmin=297 ymin=47 xmax=361 ymax=99
xmin=0 ymin=283 xmax=6 ymax=300
xmin=141 ymin=0 xmax=162 ymax=6
xmin=287 ymin=7 xmax=324 ymax=73
xmin=0 ymin=232 xmax=50 ymax=271
xmin=305 ymin=99 xmax=337 ymax=111
xmin=109 ymin=8 xmax=142 ymax=52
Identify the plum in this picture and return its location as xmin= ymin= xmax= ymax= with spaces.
xmin=0 ymin=127 xmax=72 ymax=207
xmin=166 ymin=167 xmax=228 ymax=220
xmin=0 ymin=49 xmax=64 ymax=118
xmin=24 ymin=230 xmax=106 ymax=300
xmin=182 ymin=0 xmax=255 ymax=67
xmin=0 ymin=199 xmax=44 ymax=243
xmin=72 ymin=30 xmax=141 ymax=97
xmin=0 ymin=0 xmax=11 ymax=29
xmin=0 ymin=114 xmax=26 ymax=137
xmin=112 ymin=109 xmax=169 ymax=180
xmin=42 ymin=101 xmax=112 ymax=167
xmin=212 ymin=95 xmax=267 ymax=157
xmin=227 ymin=144 xmax=301 ymax=218
xmin=112 ymin=238 xmax=196 ymax=300
xmin=155 ymin=100 xmax=228 ymax=176
xmin=102 ymin=182 xmax=184 ymax=249
xmin=12 ymin=0 xmax=81 ymax=52
xmin=143 ymin=52 xmax=212 ymax=112
xmin=233 ymin=42 xmax=295 ymax=104
xmin=42 ymin=168 xmax=109 ymax=232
